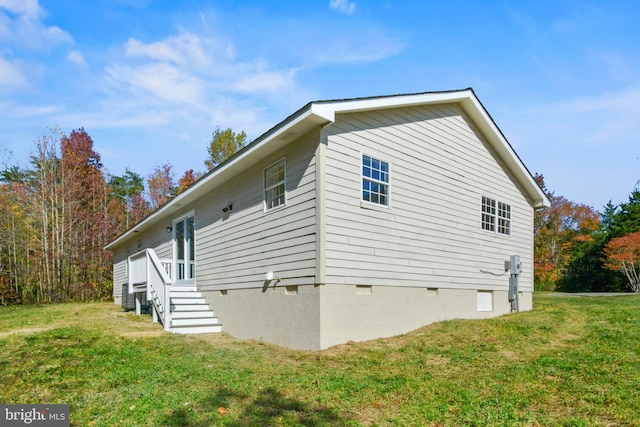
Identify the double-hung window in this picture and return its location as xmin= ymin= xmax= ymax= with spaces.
xmin=264 ymin=159 xmax=286 ymax=211
xmin=481 ymin=196 xmax=511 ymax=235
xmin=362 ymin=155 xmax=390 ymax=206
xmin=481 ymin=196 xmax=496 ymax=232
xmin=497 ymin=201 xmax=511 ymax=235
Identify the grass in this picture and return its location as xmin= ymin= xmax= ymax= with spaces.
xmin=0 ymin=294 xmax=639 ymax=426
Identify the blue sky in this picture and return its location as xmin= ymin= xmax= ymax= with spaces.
xmin=1 ymin=0 xmax=639 ymax=211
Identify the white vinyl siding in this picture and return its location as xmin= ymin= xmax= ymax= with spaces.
xmin=111 ymin=129 xmax=319 ymax=292
xmin=195 ymin=129 xmax=319 ymax=290
xmin=112 ymin=251 xmax=127 ymax=303
xmin=324 ymin=103 xmax=534 ymax=292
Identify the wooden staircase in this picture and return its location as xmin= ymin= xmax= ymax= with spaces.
xmin=169 ymin=286 xmax=222 ymax=334
xmin=128 ymin=249 xmax=221 ymax=335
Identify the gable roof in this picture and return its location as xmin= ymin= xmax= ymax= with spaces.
xmin=105 ymin=88 xmax=549 ymax=250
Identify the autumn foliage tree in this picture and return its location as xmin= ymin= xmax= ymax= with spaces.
xmin=533 ymin=174 xmax=600 ymax=290
xmin=175 ymin=169 xmax=196 ymax=195
xmin=0 ymin=128 xmax=127 ymax=303
xmin=147 ymin=163 xmax=175 ymax=209
xmin=604 ymin=231 xmax=640 ymax=293
xmin=0 ymin=174 xmax=30 ymax=304
xmin=205 ymin=127 xmax=247 ymax=170
xmin=60 ymin=128 xmax=115 ymax=299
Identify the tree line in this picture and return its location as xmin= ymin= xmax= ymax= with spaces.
xmin=1 ymin=126 xmax=637 ymax=305
xmin=534 ymin=174 xmax=640 ymax=293
xmin=0 ymin=127 xmax=246 ymax=304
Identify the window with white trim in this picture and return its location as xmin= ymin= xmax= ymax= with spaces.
xmin=482 ymin=196 xmax=511 ymax=236
xmin=497 ymin=201 xmax=511 ymax=235
xmin=481 ymin=196 xmax=496 ymax=232
xmin=362 ymin=155 xmax=389 ymax=206
xmin=264 ymin=158 xmax=286 ymax=211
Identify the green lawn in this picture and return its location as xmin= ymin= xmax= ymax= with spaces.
xmin=1 ymin=294 xmax=639 ymax=426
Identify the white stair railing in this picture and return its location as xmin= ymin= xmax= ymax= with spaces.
xmin=128 ymin=248 xmax=174 ymax=331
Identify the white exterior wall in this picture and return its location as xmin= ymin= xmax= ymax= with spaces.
xmin=110 ymin=128 xmax=320 ymax=294
xmin=323 ymin=103 xmax=534 ymax=294
xmin=112 ymin=248 xmax=127 ymax=306
xmin=194 ymin=128 xmax=319 ymax=291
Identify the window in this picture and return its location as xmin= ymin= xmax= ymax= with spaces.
xmin=362 ymin=155 xmax=389 ymax=206
xmin=264 ymin=159 xmax=286 ymax=211
xmin=481 ymin=196 xmax=496 ymax=232
xmin=497 ymin=201 xmax=511 ymax=235
xmin=482 ymin=196 xmax=511 ymax=236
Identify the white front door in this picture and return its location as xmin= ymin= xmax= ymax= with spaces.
xmin=173 ymin=213 xmax=195 ymax=285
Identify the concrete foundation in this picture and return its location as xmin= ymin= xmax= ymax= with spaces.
xmin=203 ymin=284 xmax=532 ymax=350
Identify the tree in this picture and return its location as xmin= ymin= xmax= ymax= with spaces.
xmin=559 ymin=190 xmax=640 ymax=293
xmin=109 ymin=168 xmax=144 ymax=204
xmin=60 ymin=128 xmax=114 ymax=300
xmin=604 ymin=231 xmax=640 ymax=292
xmin=147 ymin=163 xmax=175 ymax=209
xmin=0 ymin=178 xmax=30 ymax=304
xmin=533 ymin=174 xmax=600 ymax=290
xmin=108 ymin=168 xmax=150 ymax=229
xmin=607 ymin=190 xmax=640 ymax=238
xmin=0 ymin=127 xmax=119 ymax=304
xmin=205 ymin=127 xmax=248 ymax=170
xmin=175 ymin=169 xmax=196 ymax=195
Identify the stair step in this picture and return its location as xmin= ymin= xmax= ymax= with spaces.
xmin=171 ymin=317 xmax=221 ymax=327
xmin=172 ymin=325 xmax=223 ymax=334
xmin=171 ymin=310 xmax=216 ymax=319
xmin=156 ymin=286 xmax=222 ymax=335
xmin=171 ymin=290 xmax=202 ymax=297
xmin=171 ymin=297 xmax=206 ymax=304
xmin=171 ymin=285 xmax=198 ymax=292
xmin=171 ymin=303 xmax=212 ymax=311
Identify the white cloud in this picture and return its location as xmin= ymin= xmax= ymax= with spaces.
xmin=308 ymin=35 xmax=405 ymax=66
xmin=232 ymin=66 xmax=299 ymax=93
xmin=66 ymin=50 xmax=87 ymax=68
xmin=111 ymin=31 xmax=301 ymax=103
xmin=534 ymin=86 xmax=640 ymax=116
xmin=125 ymin=33 xmax=211 ymax=67
xmin=0 ymin=0 xmax=42 ymax=19
xmin=330 ymin=0 xmax=356 ymax=15
xmin=0 ymin=0 xmax=72 ymax=50
xmin=106 ymin=62 xmax=206 ymax=106
xmin=0 ymin=56 xmax=27 ymax=87
xmin=0 ymin=100 xmax=60 ymax=117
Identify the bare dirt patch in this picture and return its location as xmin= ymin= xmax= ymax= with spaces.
xmin=0 ymin=326 xmax=56 ymax=338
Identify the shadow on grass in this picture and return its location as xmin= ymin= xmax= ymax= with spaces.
xmin=162 ymin=386 xmax=353 ymax=426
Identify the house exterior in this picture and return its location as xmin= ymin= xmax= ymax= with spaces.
xmin=105 ymin=89 xmax=550 ymax=351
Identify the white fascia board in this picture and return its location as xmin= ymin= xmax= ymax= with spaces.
xmin=105 ymin=107 xmax=331 ymax=250
xmin=459 ymin=96 xmax=550 ymax=208
xmin=313 ymin=90 xmax=474 ymax=116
